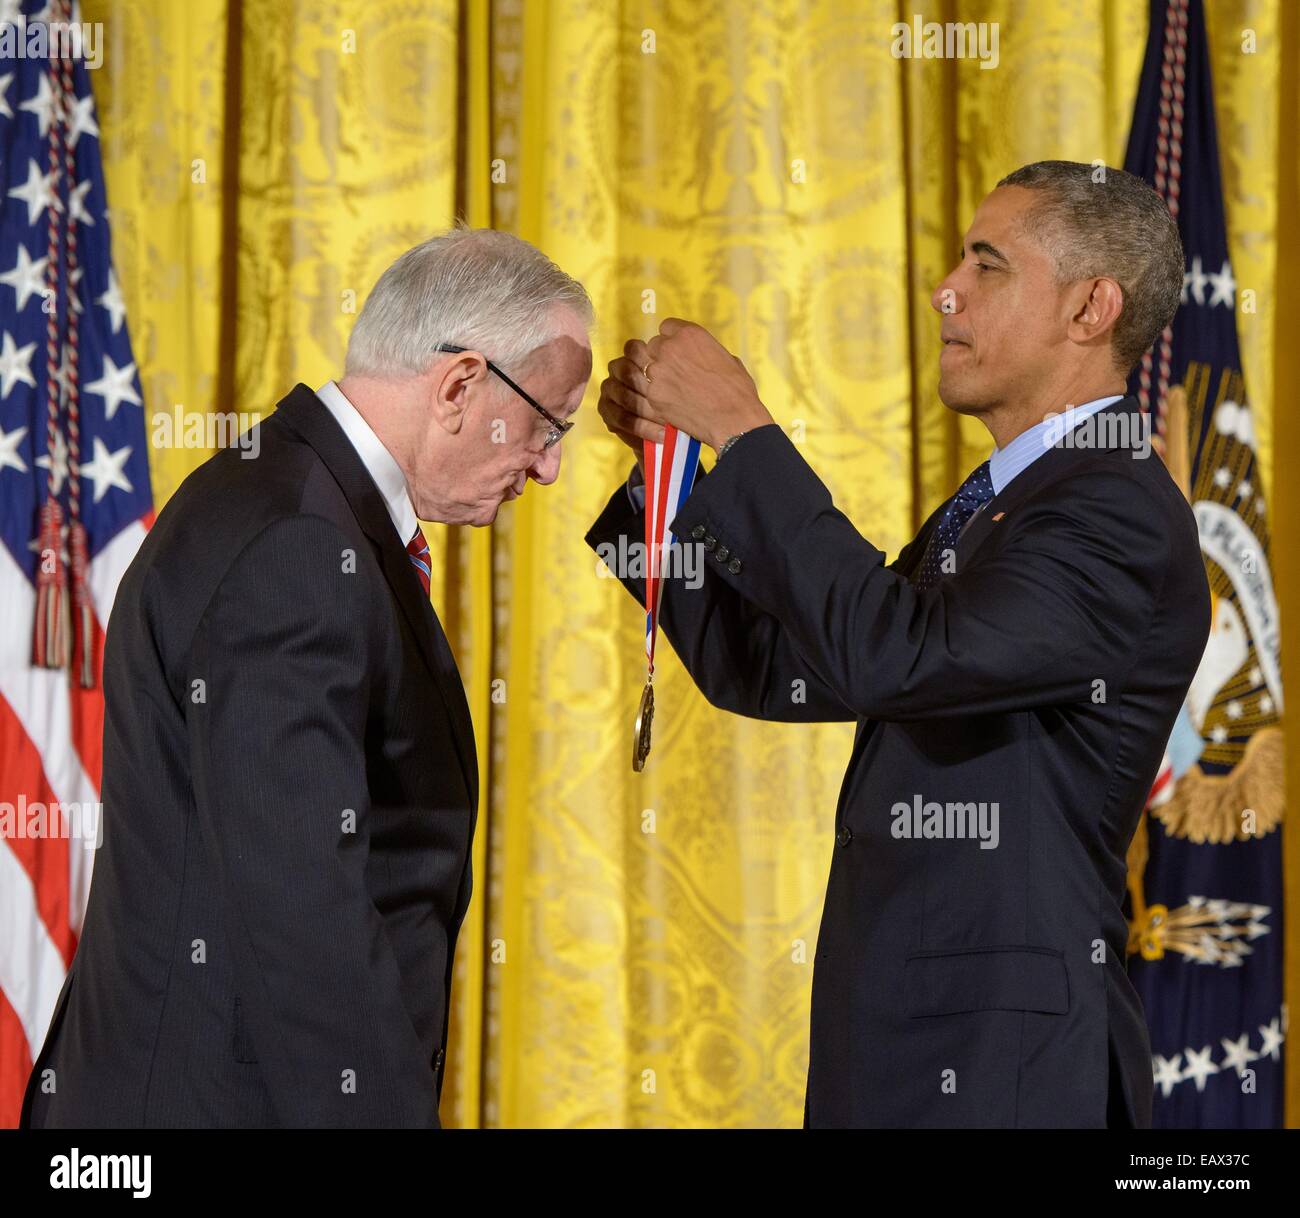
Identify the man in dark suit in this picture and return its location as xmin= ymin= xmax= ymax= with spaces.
xmin=589 ymin=162 xmax=1208 ymax=1127
xmin=22 ymin=227 xmax=592 ymax=1127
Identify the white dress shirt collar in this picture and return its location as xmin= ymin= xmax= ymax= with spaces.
xmin=315 ymin=380 xmax=418 ymax=545
xmin=988 ymin=394 xmax=1125 ymax=496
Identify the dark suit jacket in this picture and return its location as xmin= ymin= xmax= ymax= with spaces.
xmin=586 ymin=397 xmax=1209 ymax=1128
xmin=22 ymin=384 xmax=478 ymax=1128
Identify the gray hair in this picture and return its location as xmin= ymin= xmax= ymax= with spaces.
xmin=996 ymin=161 xmax=1184 ymax=373
xmin=344 ymin=224 xmax=594 ymax=382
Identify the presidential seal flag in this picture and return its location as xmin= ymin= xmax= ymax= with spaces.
xmin=0 ymin=1 xmax=152 ymax=1126
xmin=1122 ymin=0 xmax=1284 ymax=1127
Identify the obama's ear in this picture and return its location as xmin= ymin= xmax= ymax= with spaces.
xmin=1067 ymin=276 xmax=1125 ymax=349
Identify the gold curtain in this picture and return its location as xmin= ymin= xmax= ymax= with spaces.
xmin=84 ymin=0 xmax=1297 ymax=1127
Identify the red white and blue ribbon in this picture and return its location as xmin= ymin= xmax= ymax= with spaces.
xmin=643 ymin=425 xmax=702 ymax=673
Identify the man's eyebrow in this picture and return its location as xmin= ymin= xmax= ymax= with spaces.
xmin=961 ymin=240 xmax=1010 ymax=266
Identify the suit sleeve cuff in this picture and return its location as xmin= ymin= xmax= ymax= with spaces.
xmin=668 ymin=422 xmax=885 ymax=595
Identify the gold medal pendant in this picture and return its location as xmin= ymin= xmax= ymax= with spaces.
xmin=632 ymin=680 xmax=655 ymax=772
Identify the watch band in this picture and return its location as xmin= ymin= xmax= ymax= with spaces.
xmin=717 ymin=431 xmax=748 ymax=461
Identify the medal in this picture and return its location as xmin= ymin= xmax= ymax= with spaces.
xmin=632 ymin=680 xmax=654 ymax=772
xmin=633 ymin=423 xmax=701 ymax=771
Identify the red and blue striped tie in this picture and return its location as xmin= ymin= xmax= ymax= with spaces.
xmin=406 ymin=525 xmax=431 ymax=597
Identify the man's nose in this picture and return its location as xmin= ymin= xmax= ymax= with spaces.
xmin=529 ymin=444 xmax=562 ymax=485
xmin=931 ymin=274 xmax=963 ymax=316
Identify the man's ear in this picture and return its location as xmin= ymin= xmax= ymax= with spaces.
xmin=1067 ymin=276 xmax=1125 ymax=350
xmin=429 ymin=352 xmax=488 ymax=435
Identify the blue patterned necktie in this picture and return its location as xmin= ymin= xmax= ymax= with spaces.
xmin=912 ymin=460 xmax=995 ymax=592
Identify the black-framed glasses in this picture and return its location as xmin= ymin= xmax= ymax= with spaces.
xmin=435 ymin=343 xmax=573 ymax=449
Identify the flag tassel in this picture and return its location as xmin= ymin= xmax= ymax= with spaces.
xmin=33 ymin=498 xmax=68 ymax=670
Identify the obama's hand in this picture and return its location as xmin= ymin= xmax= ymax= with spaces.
xmin=601 ymin=320 xmax=774 ymax=455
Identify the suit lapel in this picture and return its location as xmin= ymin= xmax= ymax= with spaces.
xmin=892 ymin=498 xmax=948 ymax=582
xmin=843 ymin=396 xmax=1144 ymax=785
xmin=371 ymin=530 xmax=479 ymax=809
xmin=272 ymin=384 xmax=479 ymax=807
xmin=954 ymin=396 xmax=1144 ymax=573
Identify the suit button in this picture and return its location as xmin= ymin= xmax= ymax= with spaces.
xmin=727 ymin=558 xmax=742 ymax=574
xmin=836 ymin=826 xmax=853 ymax=847
xmin=690 ymin=525 xmax=705 ymax=540
xmin=703 ymin=535 xmax=717 ymax=551
xmin=715 ymin=546 xmax=729 ymax=562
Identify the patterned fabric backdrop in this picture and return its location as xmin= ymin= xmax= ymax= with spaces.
xmin=80 ymin=0 xmax=1296 ymax=1127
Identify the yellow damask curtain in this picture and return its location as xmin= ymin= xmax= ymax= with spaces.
xmin=85 ymin=0 xmax=1297 ymax=1126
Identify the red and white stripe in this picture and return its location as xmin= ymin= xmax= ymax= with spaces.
xmin=642 ymin=427 xmax=701 ymax=670
xmin=0 ymin=513 xmax=148 ymax=1126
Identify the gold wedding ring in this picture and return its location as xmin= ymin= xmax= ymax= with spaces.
xmin=640 ymin=361 xmax=653 ymax=383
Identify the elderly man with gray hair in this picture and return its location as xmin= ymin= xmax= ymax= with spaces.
xmin=22 ymin=227 xmax=593 ymax=1129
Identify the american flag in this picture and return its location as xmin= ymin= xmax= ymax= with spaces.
xmin=1124 ymin=0 xmax=1284 ymax=1127
xmin=0 ymin=0 xmax=152 ymax=1126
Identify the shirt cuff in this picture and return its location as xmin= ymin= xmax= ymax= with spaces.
xmin=626 ymin=462 xmax=646 ymax=512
